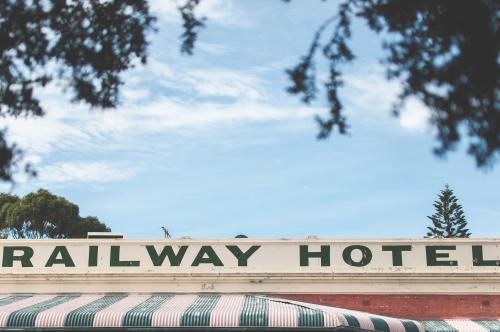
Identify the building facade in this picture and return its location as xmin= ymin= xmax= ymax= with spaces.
xmin=1 ymin=238 xmax=499 ymax=320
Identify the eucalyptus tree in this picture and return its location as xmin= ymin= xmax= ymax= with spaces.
xmin=0 ymin=189 xmax=109 ymax=238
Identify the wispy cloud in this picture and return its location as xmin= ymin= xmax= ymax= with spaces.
xmin=398 ymin=98 xmax=431 ymax=132
xmin=177 ymin=69 xmax=264 ymax=99
xmin=37 ymin=161 xmax=136 ymax=184
xmin=3 ymin=43 xmax=430 ymax=188
xmin=3 ymin=62 xmax=317 ymax=185
xmin=196 ymin=42 xmax=234 ymax=56
xmin=150 ymin=0 xmax=253 ymax=27
xmin=343 ymin=64 xmax=431 ymax=131
xmin=146 ymin=60 xmax=265 ymax=100
xmin=4 ymin=60 xmax=433 ymax=187
xmin=122 ymin=87 xmax=152 ymax=102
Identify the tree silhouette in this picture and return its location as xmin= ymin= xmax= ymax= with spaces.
xmin=0 ymin=189 xmax=110 ymax=238
xmin=180 ymin=0 xmax=499 ymax=167
xmin=426 ymin=184 xmax=471 ymax=238
xmin=0 ymin=0 xmax=155 ymax=181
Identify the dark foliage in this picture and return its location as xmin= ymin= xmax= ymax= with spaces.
xmin=179 ymin=0 xmax=206 ymax=55
xmin=0 ymin=131 xmax=20 ymax=182
xmin=180 ymin=0 xmax=500 ymax=167
xmin=0 ymin=0 xmax=155 ymax=181
xmin=426 ymin=184 xmax=471 ymax=238
xmin=0 ymin=129 xmax=37 ymax=182
xmin=0 ymin=188 xmax=110 ymax=239
xmin=71 ymin=216 xmax=110 ymax=238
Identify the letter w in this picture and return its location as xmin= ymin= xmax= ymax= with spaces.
xmin=146 ymin=245 xmax=188 ymax=266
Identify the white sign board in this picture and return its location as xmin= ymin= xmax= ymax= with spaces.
xmin=1 ymin=239 xmax=499 ymax=293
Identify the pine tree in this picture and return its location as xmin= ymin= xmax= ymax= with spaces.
xmin=426 ymin=184 xmax=471 ymax=238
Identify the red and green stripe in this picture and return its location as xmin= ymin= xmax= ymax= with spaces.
xmin=64 ymin=295 xmax=125 ymax=327
xmin=0 ymin=293 xmax=435 ymax=331
xmin=7 ymin=295 xmax=78 ymax=327
xmin=123 ymin=294 xmax=172 ymax=327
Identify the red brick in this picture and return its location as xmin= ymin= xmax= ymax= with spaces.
xmin=274 ymin=294 xmax=500 ymax=320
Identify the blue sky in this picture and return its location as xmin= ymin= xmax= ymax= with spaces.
xmin=3 ymin=0 xmax=500 ymax=238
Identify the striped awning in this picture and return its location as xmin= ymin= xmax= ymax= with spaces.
xmin=421 ymin=320 xmax=500 ymax=332
xmin=0 ymin=294 xmax=423 ymax=331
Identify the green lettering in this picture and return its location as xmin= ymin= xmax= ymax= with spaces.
xmin=45 ymin=246 xmax=75 ymax=267
xmin=146 ymin=245 xmax=188 ymax=266
xmin=110 ymin=246 xmax=140 ymax=267
xmin=426 ymin=245 xmax=457 ymax=266
xmin=2 ymin=246 xmax=34 ymax=267
xmin=472 ymin=245 xmax=500 ymax=266
xmin=382 ymin=245 xmax=412 ymax=266
xmin=88 ymin=246 xmax=98 ymax=267
xmin=300 ymin=245 xmax=330 ymax=266
xmin=343 ymin=245 xmax=372 ymax=267
xmin=226 ymin=245 xmax=260 ymax=266
xmin=191 ymin=246 xmax=223 ymax=266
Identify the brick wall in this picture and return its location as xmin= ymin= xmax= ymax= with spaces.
xmin=275 ymin=294 xmax=500 ymax=320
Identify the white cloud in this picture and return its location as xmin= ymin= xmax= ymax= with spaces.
xmin=3 ymin=60 xmax=434 ymax=188
xmin=37 ymin=161 xmax=136 ymax=184
xmin=24 ymin=154 xmax=43 ymax=166
xmin=146 ymin=60 xmax=264 ymax=100
xmin=3 ymin=40 xmax=435 ymax=188
xmin=2 ymin=68 xmax=317 ymax=185
xmin=196 ymin=0 xmax=253 ymax=26
xmin=77 ymin=97 xmax=315 ymax=136
xmin=343 ymin=64 xmax=430 ymax=131
xmin=196 ymin=42 xmax=233 ymax=55
xmin=398 ymin=98 xmax=431 ymax=131
xmin=149 ymin=0 xmax=177 ymax=18
xmin=181 ymin=70 xmax=263 ymax=99
xmin=3 ymin=105 xmax=91 ymax=155
xmin=4 ymin=62 xmax=432 ymax=183
xmin=343 ymin=65 xmax=400 ymax=113
xmin=122 ymin=87 xmax=151 ymax=101
xmin=150 ymin=0 xmax=252 ymax=27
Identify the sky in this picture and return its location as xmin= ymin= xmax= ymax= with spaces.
xmin=3 ymin=0 xmax=499 ymax=239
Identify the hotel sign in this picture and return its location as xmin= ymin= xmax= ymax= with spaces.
xmin=1 ymin=239 xmax=499 ymax=272
xmin=1 ymin=239 xmax=499 ymax=293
